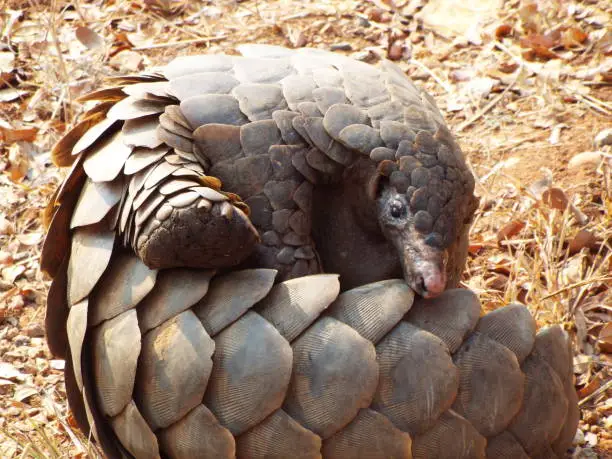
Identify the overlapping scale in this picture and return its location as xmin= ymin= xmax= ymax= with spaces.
xmin=283 ymin=316 xmax=379 ymax=439
xmin=508 ymin=351 xmax=569 ymax=456
xmin=322 ymin=409 xmax=412 ymax=459
xmin=327 ymin=279 xmax=414 ymax=343
xmin=256 ymin=274 xmax=340 ymax=342
xmin=474 ymin=303 xmax=536 ymax=364
xmin=373 ymin=322 xmax=458 ymax=436
xmin=405 ymin=289 xmax=480 ymax=353
xmin=89 ymin=252 xmax=157 ymax=325
xmin=135 ymin=310 xmax=215 ymax=430
xmin=204 ymin=311 xmax=292 ymax=435
xmin=194 ymin=269 xmax=277 ymax=335
xmin=451 ymin=332 xmax=524 ymax=437
xmin=411 ymin=410 xmax=486 ymax=459
xmin=136 ymin=268 xmax=214 ymax=332
xmin=92 ymin=310 xmax=140 ymax=417
xmin=157 ymin=405 xmax=235 ymax=459
xmin=236 ymin=409 xmax=322 ymax=459
xmin=110 ymin=400 xmax=160 ymax=459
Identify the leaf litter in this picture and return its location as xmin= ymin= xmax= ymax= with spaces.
xmin=0 ymin=0 xmax=610 ymax=457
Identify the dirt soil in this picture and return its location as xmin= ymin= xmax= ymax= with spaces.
xmin=0 ymin=0 xmax=610 ymax=457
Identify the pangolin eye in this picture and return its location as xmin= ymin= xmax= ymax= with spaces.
xmin=389 ymin=201 xmax=406 ymax=219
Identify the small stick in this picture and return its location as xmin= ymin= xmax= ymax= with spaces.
xmin=456 ymin=74 xmax=519 ymax=132
xmin=579 ymin=378 xmax=612 ymax=407
xmin=133 ymin=36 xmax=227 ymax=51
xmin=409 ymin=58 xmax=453 ymax=93
xmin=540 ymin=275 xmax=612 ymax=301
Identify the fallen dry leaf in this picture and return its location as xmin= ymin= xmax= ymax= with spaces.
xmin=486 ymin=273 xmax=509 ymax=291
xmin=0 ymin=216 xmax=15 ymax=235
xmin=109 ymin=50 xmax=144 ymax=72
xmin=2 ymin=264 xmax=26 ymax=283
xmin=495 ymin=24 xmax=513 ymax=39
xmin=562 ymin=27 xmax=588 ymax=48
xmin=578 ymin=373 xmax=603 ymax=399
xmin=0 ymin=363 xmax=25 ymax=381
xmin=75 ymin=26 xmax=105 ymax=50
xmin=520 ymin=33 xmax=555 ymax=50
xmin=497 ymin=220 xmax=526 ymax=243
xmin=542 ymin=187 xmax=569 ymax=211
xmin=0 ymin=87 xmax=28 ymax=102
xmin=16 ymin=232 xmax=43 ymax=246
xmin=13 ymin=386 xmax=38 ymax=403
xmin=0 ymin=126 xmax=38 ymax=144
xmin=7 ymin=143 xmax=29 ymax=182
xmin=599 ymin=323 xmax=612 ymax=353
xmin=569 ymin=230 xmax=598 ymax=255
xmin=568 ymin=151 xmax=605 ymax=170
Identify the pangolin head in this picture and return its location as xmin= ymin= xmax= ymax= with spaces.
xmin=368 ymin=130 xmax=478 ymax=298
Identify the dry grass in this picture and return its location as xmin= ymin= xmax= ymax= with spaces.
xmin=1 ymin=0 xmax=610 ymax=457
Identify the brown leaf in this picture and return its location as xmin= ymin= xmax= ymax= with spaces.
xmin=468 ymin=242 xmax=487 ymax=255
xmin=7 ymin=143 xmax=29 ymax=182
xmin=0 ymin=126 xmax=38 ymax=144
xmin=520 ymin=33 xmax=555 ymax=50
xmin=522 ymin=45 xmax=559 ymax=61
xmin=75 ymin=26 xmax=104 ymax=49
xmin=578 ymin=373 xmax=603 ymax=399
xmin=488 ymin=255 xmax=513 ymax=276
xmin=569 ymin=230 xmax=597 ymax=255
xmin=109 ymin=50 xmax=144 ymax=72
xmin=542 ymin=187 xmax=568 ymax=211
xmin=562 ymin=27 xmax=588 ymax=49
xmin=0 ymin=215 xmax=15 ymax=235
xmin=497 ymin=220 xmax=525 ymax=243
xmin=388 ymin=41 xmax=405 ymax=61
xmin=598 ymin=323 xmax=612 ymax=353
xmin=498 ymin=61 xmax=519 ymax=73
xmin=495 ymin=24 xmax=513 ymax=39
xmin=486 ymin=273 xmax=509 ymax=291
xmin=367 ymin=7 xmax=388 ymax=23
xmin=520 ymin=34 xmax=560 ymax=60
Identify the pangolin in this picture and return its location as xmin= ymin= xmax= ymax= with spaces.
xmin=41 ymin=45 xmax=578 ymax=459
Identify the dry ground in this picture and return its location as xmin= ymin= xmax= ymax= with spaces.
xmin=0 ymin=0 xmax=610 ymax=457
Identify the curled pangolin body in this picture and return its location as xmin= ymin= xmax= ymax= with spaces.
xmin=42 ymin=45 xmax=577 ymax=458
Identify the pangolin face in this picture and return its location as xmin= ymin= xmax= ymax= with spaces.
xmin=376 ymin=186 xmax=448 ymax=298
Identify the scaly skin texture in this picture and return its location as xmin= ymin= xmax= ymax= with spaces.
xmin=43 ymin=44 xmax=477 ymax=298
xmin=42 ymin=45 xmax=577 ymax=459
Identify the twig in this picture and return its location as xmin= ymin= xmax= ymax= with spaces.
xmin=409 ymin=58 xmax=453 ymax=93
xmin=540 ymin=275 xmax=612 ymax=301
xmin=579 ymin=378 xmax=612 ymax=406
xmin=456 ymin=73 xmax=519 ymax=132
xmin=48 ymin=0 xmax=72 ymax=119
xmin=573 ymin=93 xmax=612 ymax=116
xmin=494 ymin=40 xmax=539 ymax=75
xmin=132 ymin=36 xmax=227 ymax=51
